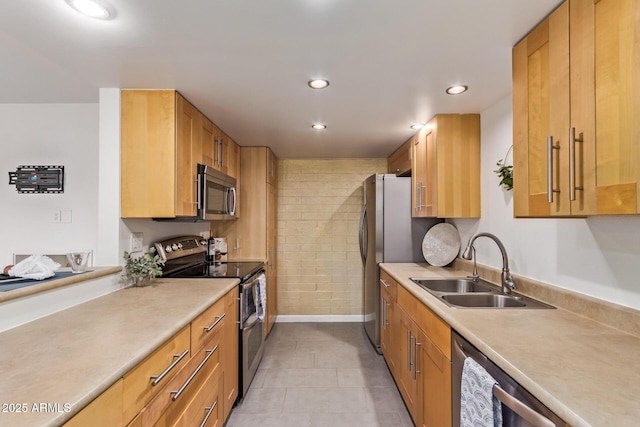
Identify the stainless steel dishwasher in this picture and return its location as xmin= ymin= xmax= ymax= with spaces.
xmin=452 ymin=331 xmax=567 ymax=427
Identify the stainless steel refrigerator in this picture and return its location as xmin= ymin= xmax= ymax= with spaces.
xmin=359 ymin=174 xmax=442 ymax=353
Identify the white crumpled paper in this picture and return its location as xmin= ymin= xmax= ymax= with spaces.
xmin=8 ymin=255 xmax=61 ymax=280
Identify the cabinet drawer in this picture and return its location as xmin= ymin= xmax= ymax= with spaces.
xmin=397 ymin=285 xmax=450 ymax=360
xmin=141 ymin=329 xmax=223 ymax=427
xmin=191 ymin=296 xmax=227 ymax=352
xmin=123 ymin=326 xmax=191 ymax=424
xmin=157 ymin=368 xmax=223 ymax=427
xmin=379 ymin=270 xmax=398 ymax=301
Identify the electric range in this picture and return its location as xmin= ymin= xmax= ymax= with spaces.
xmin=154 ymin=235 xmax=263 ymax=281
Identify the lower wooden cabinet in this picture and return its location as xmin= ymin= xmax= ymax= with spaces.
xmin=380 ymin=268 xmax=452 ymax=427
xmin=63 ymin=380 xmax=124 ymax=427
xmin=66 ymin=287 xmax=238 ymax=427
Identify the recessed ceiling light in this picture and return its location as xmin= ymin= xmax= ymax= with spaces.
xmin=65 ymin=0 xmax=112 ymax=19
xmin=312 ymin=124 xmax=327 ymax=130
xmin=446 ymin=85 xmax=468 ymax=95
xmin=308 ymin=79 xmax=330 ymax=89
xmin=410 ymin=124 xmax=424 ymax=130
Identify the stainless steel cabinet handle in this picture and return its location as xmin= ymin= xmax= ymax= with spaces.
xmin=420 ymin=183 xmax=425 ymax=210
xmin=569 ymin=127 xmax=584 ymax=201
xmin=150 ymin=349 xmax=190 ymax=386
xmin=381 ymin=297 xmax=386 ymax=330
xmin=415 ymin=183 xmax=420 ymax=211
xmin=547 ymin=136 xmax=560 ymax=203
xmin=380 ymin=279 xmax=390 ymax=288
xmin=221 ymin=138 xmax=225 ymax=168
xmin=413 ymin=339 xmax=421 ymax=380
xmin=204 ymin=313 xmax=226 ymax=333
xmin=217 ymin=137 xmax=222 ymax=167
xmin=385 ymin=302 xmax=390 ymax=328
xmin=269 ymin=247 xmax=274 ymax=268
xmin=200 ymin=400 xmax=218 ymax=427
xmin=407 ymin=330 xmax=412 ymax=371
xmin=171 ymin=345 xmax=218 ymax=401
xmin=493 ymin=385 xmax=555 ymax=427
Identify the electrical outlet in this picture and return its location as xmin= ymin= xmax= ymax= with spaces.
xmin=61 ymin=210 xmax=72 ymax=223
xmin=51 ymin=210 xmax=61 ymax=223
xmin=130 ymin=232 xmax=144 ymax=253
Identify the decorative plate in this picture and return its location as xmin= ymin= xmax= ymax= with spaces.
xmin=422 ymin=223 xmax=461 ymax=266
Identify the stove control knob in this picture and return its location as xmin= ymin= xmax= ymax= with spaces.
xmin=200 ymin=240 xmax=207 ymax=246
xmin=177 ymin=243 xmax=183 ymax=249
xmin=172 ymin=244 xmax=179 ymax=251
xmin=165 ymin=245 xmax=172 ymax=253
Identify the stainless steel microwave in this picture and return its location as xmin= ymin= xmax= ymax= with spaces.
xmin=198 ymin=163 xmax=237 ymax=221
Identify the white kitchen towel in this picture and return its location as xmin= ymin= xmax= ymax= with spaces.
xmin=8 ymin=255 xmax=61 ymax=280
xmin=256 ymin=273 xmax=267 ymax=320
xmin=461 ymin=357 xmax=503 ymax=427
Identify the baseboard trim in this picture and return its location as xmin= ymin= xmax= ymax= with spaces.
xmin=275 ymin=314 xmax=363 ymax=323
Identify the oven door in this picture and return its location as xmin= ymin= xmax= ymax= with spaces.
xmin=198 ymin=164 xmax=237 ymax=220
xmin=239 ymin=272 xmax=266 ymax=398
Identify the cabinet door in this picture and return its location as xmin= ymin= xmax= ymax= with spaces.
xmin=433 ymin=114 xmax=481 ymax=218
xmin=176 ymin=94 xmax=200 ymax=217
xmin=395 ymin=306 xmax=418 ymax=424
xmin=416 ymin=327 xmax=452 ymax=427
xmin=267 ymin=149 xmax=278 ymax=186
xmin=594 ymin=0 xmax=640 ymax=214
xmin=388 ymin=137 xmax=412 ymax=176
xmin=226 ymin=136 xmax=240 ymax=179
xmin=411 ymin=133 xmax=428 ymax=218
xmin=222 ymin=289 xmax=239 ymax=420
xmin=380 ymin=286 xmax=397 ymax=378
xmin=513 ymin=2 xmax=571 ymax=217
xmin=266 ymin=183 xmax=278 ymax=336
xmin=202 ymin=117 xmax=216 ymax=168
xmin=64 ymin=380 xmax=123 ymax=427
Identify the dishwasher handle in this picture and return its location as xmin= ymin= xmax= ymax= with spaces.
xmin=454 ymin=337 xmax=556 ymax=427
xmin=493 ymin=385 xmax=555 ymax=427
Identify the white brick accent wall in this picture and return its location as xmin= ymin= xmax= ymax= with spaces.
xmin=277 ymin=159 xmax=387 ymax=315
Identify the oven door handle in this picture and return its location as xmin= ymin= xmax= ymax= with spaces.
xmin=242 ymin=273 xmax=263 ymax=290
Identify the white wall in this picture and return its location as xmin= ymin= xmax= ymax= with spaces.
xmin=450 ymin=96 xmax=640 ymax=310
xmin=0 ymin=104 xmax=99 ymax=266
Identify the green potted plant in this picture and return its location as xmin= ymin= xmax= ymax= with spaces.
xmin=494 ymin=145 xmax=513 ymax=191
xmin=123 ymin=247 xmax=165 ymax=287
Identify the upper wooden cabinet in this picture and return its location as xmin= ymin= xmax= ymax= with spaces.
xmin=411 ymin=114 xmax=481 ymax=218
xmin=121 ymin=90 xmax=240 ymax=218
xmin=121 ymin=90 xmax=200 ymax=218
xmin=514 ymin=0 xmax=640 ymax=217
xmin=388 ymin=137 xmax=412 ymax=176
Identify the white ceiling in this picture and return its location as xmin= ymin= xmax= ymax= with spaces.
xmin=0 ymin=0 xmax=561 ymax=158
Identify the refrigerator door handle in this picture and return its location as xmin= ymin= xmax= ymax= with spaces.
xmin=359 ymin=206 xmax=367 ymax=265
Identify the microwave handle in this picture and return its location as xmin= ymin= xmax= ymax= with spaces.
xmin=196 ymin=174 xmax=202 ymax=208
xmin=228 ymin=187 xmax=237 ymax=215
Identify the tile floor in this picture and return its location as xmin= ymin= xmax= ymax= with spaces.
xmin=226 ymin=322 xmax=414 ymax=427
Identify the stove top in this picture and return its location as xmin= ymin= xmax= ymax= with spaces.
xmin=165 ymin=261 xmax=264 ymax=282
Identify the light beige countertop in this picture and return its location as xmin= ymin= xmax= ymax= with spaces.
xmin=381 ymin=263 xmax=640 ymax=427
xmin=0 ymin=277 xmax=239 ymax=427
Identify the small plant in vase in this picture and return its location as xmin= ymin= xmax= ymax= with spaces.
xmin=494 ymin=145 xmax=513 ymax=191
xmin=123 ymin=247 xmax=165 ymax=287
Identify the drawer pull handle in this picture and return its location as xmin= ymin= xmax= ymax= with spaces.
xmin=200 ymin=400 xmax=218 ymax=427
xmin=171 ymin=345 xmax=218 ymax=401
xmin=380 ymin=279 xmax=391 ymax=288
xmin=150 ymin=349 xmax=189 ymax=387
xmin=204 ymin=313 xmax=226 ymax=332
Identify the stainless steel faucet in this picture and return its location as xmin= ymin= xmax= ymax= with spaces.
xmin=461 ymin=232 xmax=517 ymax=295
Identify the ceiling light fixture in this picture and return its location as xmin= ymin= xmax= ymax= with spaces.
xmin=446 ymin=85 xmax=468 ymax=95
xmin=312 ymin=124 xmax=327 ymax=130
xmin=65 ymin=0 xmax=112 ymax=19
xmin=308 ymin=79 xmax=330 ymax=89
xmin=410 ymin=124 xmax=424 ymax=130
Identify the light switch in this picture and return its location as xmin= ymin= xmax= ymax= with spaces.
xmin=51 ymin=210 xmax=61 ymax=223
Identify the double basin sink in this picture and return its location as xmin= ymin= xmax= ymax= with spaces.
xmin=410 ymin=277 xmax=554 ymax=309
